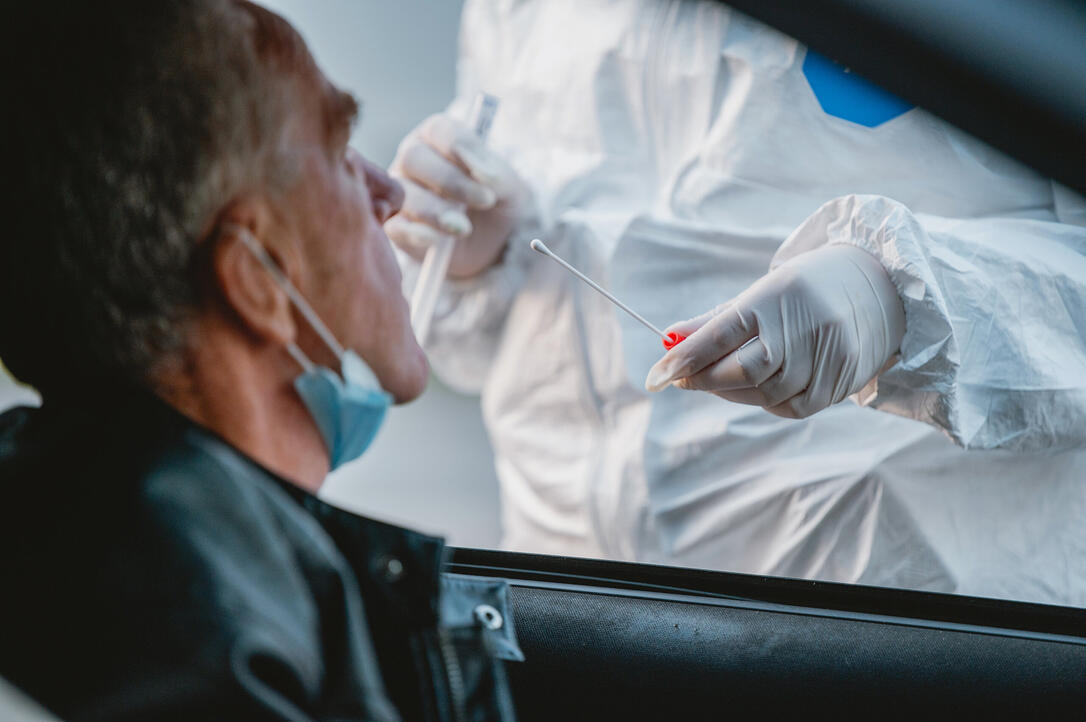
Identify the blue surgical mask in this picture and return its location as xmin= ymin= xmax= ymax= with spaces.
xmin=238 ymin=230 xmax=392 ymax=470
xmin=290 ymin=348 xmax=391 ymax=470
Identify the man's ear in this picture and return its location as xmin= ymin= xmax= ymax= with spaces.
xmin=212 ymin=205 xmax=299 ymax=347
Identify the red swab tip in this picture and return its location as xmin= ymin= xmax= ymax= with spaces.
xmin=663 ymin=332 xmax=686 ymax=350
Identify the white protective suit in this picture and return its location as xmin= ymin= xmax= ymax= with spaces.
xmin=401 ymin=0 xmax=1086 ymax=605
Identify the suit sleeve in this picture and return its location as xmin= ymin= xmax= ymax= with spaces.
xmin=772 ymin=190 xmax=1086 ymax=451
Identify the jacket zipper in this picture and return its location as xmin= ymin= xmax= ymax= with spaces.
xmin=437 ymin=626 xmax=469 ymax=722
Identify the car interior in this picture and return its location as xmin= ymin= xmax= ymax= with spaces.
xmin=2 ymin=0 xmax=1084 ymax=719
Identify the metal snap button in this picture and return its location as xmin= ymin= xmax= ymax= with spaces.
xmin=381 ymin=556 xmax=405 ymax=583
xmin=474 ymin=604 xmax=503 ymax=630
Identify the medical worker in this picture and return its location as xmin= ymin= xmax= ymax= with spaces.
xmin=388 ymin=0 xmax=1086 ymax=605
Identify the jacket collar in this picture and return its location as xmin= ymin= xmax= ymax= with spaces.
xmin=286 ymin=489 xmax=447 ymax=627
xmin=19 ymin=380 xmax=447 ymax=626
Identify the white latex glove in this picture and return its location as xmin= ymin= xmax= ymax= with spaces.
xmin=645 ymin=245 xmax=906 ymax=419
xmin=387 ymin=113 xmax=530 ymax=280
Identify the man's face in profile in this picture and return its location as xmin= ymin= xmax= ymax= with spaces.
xmin=274 ymin=57 xmax=427 ymax=404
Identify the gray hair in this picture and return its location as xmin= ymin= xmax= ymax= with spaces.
xmin=1 ymin=0 xmax=307 ymax=395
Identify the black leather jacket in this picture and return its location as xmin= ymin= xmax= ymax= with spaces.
xmin=0 ymin=386 xmax=520 ymax=721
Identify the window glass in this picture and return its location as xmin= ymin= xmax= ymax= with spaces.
xmin=265 ymin=0 xmax=1086 ymax=610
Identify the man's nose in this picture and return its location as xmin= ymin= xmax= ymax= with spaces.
xmin=355 ymin=149 xmax=404 ymax=224
xmin=374 ymin=176 xmax=405 ymax=224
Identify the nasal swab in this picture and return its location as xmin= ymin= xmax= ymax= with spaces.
xmin=529 ymin=239 xmax=686 ymax=350
xmin=410 ymin=92 xmax=500 ymax=346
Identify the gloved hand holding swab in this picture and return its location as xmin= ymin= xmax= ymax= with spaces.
xmin=529 ymin=239 xmax=685 ymax=350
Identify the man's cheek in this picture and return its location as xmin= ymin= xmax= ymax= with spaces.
xmin=375 ymin=230 xmax=405 ymax=287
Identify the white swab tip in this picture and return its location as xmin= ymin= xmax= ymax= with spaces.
xmin=529 ymin=238 xmax=548 ymax=254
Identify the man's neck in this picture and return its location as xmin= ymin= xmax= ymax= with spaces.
xmin=155 ymin=323 xmax=330 ymax=493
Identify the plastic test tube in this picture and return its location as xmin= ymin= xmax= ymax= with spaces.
xmin=409 ymin=93 xmax=500 ymax=346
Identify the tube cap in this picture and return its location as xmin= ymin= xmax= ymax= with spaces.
xmin=663 ymin=333 xmax=686 ymax=350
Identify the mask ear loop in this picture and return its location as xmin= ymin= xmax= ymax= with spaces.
xmin=283 ymin=340 xmax=317 ymax=376
xmin=233 ymin=227 xmax=345 ymax=374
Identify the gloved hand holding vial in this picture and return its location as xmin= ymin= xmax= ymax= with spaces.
xmin=388 ymin=94 xmax=531 ymax=345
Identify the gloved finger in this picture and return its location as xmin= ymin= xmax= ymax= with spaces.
xmin=419 ymin=114 xmax=508 ymax=190
xmin=399 ymin=178 xmax=474 ymax=239
xmin=384 ymin=214 xmax=456 ymax=261
xmin=662 ymin=302 xmax=732 ymax=338
xmin=398 ymin=140 xmax=498 ymax=210
xmin=645 ymin=303 xmax=757 ymax=393
xmin=672 ymin=337 xmax=778 ymax=392
xmin=775 ymin=377 xmax=837 ymax=420
xmin=709 ymin=387 xmax=770 ymax=406
xmin=748 ymin=356 xmax=812 ymax=409
xmin=767 ymin=337 xmax=856 ymax=419
xmin=763 ymin=400 xmax=802 ymax=420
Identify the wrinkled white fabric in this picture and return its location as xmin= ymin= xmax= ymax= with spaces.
xmin=776 ymin=193 xmax=1086 ymax=451
xmin=398 ymin=0 xmax=1086 ymax=605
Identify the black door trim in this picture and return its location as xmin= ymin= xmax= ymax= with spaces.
xmin=448 ymin=547 xmax=1086 ymax=640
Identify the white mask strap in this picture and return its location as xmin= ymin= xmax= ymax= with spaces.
xmin=235 ymin=228 xmax=347 ymax=370
xmin=284 ymin=343 xmax=316 ymax=375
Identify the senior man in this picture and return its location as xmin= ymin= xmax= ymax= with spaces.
xmin=0 ymin=2 xmax=518 ymax=720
